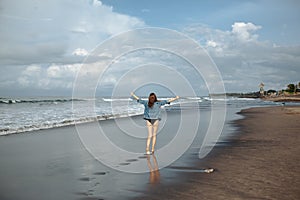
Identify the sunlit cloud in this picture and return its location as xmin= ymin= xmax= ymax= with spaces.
xmin=231 ymin=22 xmax=262 ymax=42
xmin=72 ymin=48 xmax=89 ymax=56
xmin=0 ymin=0 xmax=145 ymax=66
xmin=183 ymin=22 xmax=300 ymax=91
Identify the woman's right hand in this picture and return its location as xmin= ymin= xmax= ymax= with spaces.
xmin=131 ymin=92 xmax=139 ymax=100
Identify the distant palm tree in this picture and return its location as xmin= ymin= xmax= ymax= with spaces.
xmin=297 ymin=82 xmax=300 ymax=93
xmin=287 ymin=84 xmax=296 ymax=94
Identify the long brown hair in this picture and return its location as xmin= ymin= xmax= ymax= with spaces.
xmin=148 ymin=93 xmax=158 ymax=107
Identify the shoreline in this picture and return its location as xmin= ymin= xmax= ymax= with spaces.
xmin=261 ymin=94 xmax=300 ymax=102
xmin=136 ymin=106 xmax=300 ymax=200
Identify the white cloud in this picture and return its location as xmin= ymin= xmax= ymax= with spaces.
xmin=18 ymin=65 xmax=42 ymax=87
xmin=47 ymin=65 xmax=61 ymax=78
xmin=98 ymin=52 xmax=113 ymax=58
xmin=21 ymin=65 xmax=41 ymax=76
xmin=231 ymin=22 xmax=262 ymax=42
xmin=92 ymin=0 xmax=102 ymax=7
xmin=47 ymin=64 xmax=81 ymax=78
xmin=1 ymin=0 xmax=299 ymax=98
xmin=0 ymin=0 xmax=144 ymax=66
xmin=72 ymin=48 xmax=89 ymax=56
xmin=206 ymin=40 xmax=217 ymax=48
xmin=14 ymin=63 xmax=81 ymax=91
xmin=0 ymin=0 xmax=146 ymax=95
xmin=183 ymin=22 xmax=300 ymax=92
xmin=206 ymin=40 xmax=224 ymax=55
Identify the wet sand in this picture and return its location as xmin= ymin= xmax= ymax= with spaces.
xmin=138 ymin=106 xmax=300 ymax=200
xmin=0 ymin=116 xmax=152 ymax=200
xmin=1 ymin=106 xmax=299 ymax=199
xmin=0 ymin=111 xmax=205 ymax=200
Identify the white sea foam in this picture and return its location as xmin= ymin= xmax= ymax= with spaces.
xmin=0 ymin=96 xmax=277 ymax=136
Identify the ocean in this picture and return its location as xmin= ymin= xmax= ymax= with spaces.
xmin=0 ymin=96 xmax=289 ymax=136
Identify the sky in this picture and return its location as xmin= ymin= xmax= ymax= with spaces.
xmin=0 ymin=0 xmax=299 ymax=97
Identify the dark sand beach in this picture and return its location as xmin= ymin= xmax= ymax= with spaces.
xmin=0 ymin=110 xmax=204 ymax=200
xmin=1 ymin=105 xmax=299 ymax=200
xmin=137 ymin=106 xmax=300 ymax=200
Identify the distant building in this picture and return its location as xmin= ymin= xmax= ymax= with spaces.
xmin=267 ymin=90 xmax=277 ymax=97
xmin=259 ymin=83 xmax=265 ymax=96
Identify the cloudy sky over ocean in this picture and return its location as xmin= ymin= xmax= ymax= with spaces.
xmin=0 ymin=0 xmax=299 ymax=96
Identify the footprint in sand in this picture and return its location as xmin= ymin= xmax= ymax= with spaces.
xmin=78 ymin=177 xmax=91 ymax=182
xmin=138 ymin=156 xmax=147 ymax=159
xmin=126 ymin=159 xmax=138 ymax=162
xmin=119 ymin=162 xmax=130 ymax=166
xmin=93 ymin=172 xmax=107 ymax=175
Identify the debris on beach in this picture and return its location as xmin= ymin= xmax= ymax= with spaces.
xmin=204 ymin=168 xmax=214 ymax=173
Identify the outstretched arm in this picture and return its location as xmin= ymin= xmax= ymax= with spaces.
xmin=168 ymin=96 xmax=180 ymax=103
xmin=131 ymin=92 xmax=140 ymax=100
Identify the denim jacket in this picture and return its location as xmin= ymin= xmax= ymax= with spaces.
xmin=137 ymin=99 xmax=169 ymax=120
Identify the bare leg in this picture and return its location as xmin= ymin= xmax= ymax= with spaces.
xmin=146 ymin=120 xmax=153 ymax=153
xmin=151 ymin=120 xmax=159 ymax=153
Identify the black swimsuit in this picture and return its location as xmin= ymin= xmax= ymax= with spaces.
xmin=145 ymin=119 xmax=158 ymax=125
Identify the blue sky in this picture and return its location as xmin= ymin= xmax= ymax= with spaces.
xmin=0 ymin=0 xmax=299 ymax=96
xmin=101 ymin=0 xmax=300 ymax=45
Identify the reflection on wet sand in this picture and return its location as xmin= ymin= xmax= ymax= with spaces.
xmin=146 ymin=154 xmax=160 ymax=185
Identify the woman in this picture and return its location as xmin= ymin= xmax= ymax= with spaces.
xmin=131 ymin=92 xmax=179 ymax=155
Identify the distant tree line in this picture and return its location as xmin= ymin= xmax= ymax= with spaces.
xmin=285 ymin=82 xmax=300 ymax=94
xmin=210 ymin=82 xmax=299 ymax=98
xmin=263 ymin=82 xmax=300 ymax=96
